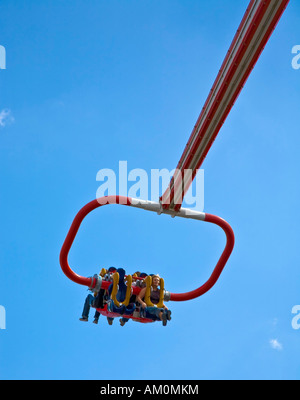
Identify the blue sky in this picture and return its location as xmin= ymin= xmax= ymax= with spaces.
xmin=0 ymin=0 xmax=299 ymax=380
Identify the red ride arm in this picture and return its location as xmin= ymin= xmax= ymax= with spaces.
xmin=169 ymin=214 xmax=235 ymax=302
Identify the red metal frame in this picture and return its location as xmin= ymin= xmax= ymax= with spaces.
xmin=169 ymin=213 xmax=234 ymax=302
xmin=60 ymin=196 xmax=131 ymax=288
xmin=59 ymin=196 xmax=235 ymax=301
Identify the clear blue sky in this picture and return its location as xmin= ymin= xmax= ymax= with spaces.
xmin=0 ymin=0 xmax=299 ymax=380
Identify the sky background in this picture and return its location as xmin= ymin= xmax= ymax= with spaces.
xmin=0 ymin=0 xmax=299 ymax=380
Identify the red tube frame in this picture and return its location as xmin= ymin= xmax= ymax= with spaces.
xmin=60 ymin=196 xmax=131 ymax=288
xmin=169 ymin=213 xmax=234 ymax=302
xmin=59 ymin=196 xmax=235 ymax=301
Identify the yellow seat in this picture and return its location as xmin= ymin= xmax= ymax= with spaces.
xmin=144 ymin=275 xmax=164 ymax=308
xmin=111 ymin=272 xmax=132 ymax=307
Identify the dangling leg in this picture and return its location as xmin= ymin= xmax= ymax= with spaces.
xmin=79 ymin=294 xmax=94 ymax=321
xmin=93 ymin=310 xmax=100 ymax=324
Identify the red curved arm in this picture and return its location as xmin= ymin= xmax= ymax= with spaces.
xmin=60 ymin=196 xmax=234 ymax=301
xmin=59 ymin=196 xmax=131 ymax=287
xmin=169 ymin=213 xmax=235 ymax=301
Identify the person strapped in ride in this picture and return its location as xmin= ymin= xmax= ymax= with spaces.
xmin=137 ymin=274 xmax=171 ymax=326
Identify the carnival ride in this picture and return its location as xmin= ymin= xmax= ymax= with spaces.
xmin=60 ymin=0 xmax=290 ymax=324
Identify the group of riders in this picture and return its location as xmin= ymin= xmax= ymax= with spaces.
xmin=79 ymin=267 xmax=172 ymax=326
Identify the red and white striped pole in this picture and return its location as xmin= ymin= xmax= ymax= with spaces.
xmin=161 ymin=0 xmax=290 ymax=212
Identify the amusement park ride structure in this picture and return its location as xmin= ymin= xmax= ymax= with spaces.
xmin=60 ymin=0 xmax=290 ymax=322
